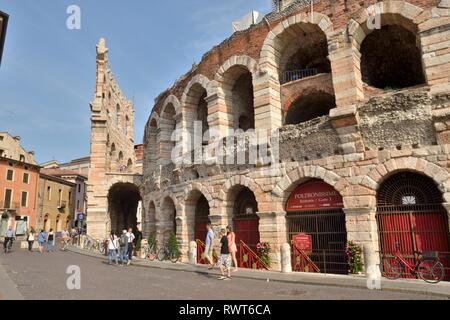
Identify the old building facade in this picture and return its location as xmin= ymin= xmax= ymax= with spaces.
xmin=0 ymin=133 xmax=39 ymax=237
xmin=138 ymin=0 xmax=450 ymax=275
xmin=37 ymin=173 xmax=76 ymax=232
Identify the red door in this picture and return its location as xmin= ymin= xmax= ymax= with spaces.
xmin=377 ymin=206 xmax=450 ymax=280
xmin=234 ymin=217 xmax=260 ymax=268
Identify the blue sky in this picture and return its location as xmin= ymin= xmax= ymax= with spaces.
xmin=0 ymin=0 xmax=271 ymax=163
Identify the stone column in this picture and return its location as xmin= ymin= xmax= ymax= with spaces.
xmin=344 ymin=207 xmax=380 ymax=274
xmin=281 ymin=243 xmax=292 ymax=273
xmin=189 ymin=241 xmax=197 ymax=264
xmin=328 ymin=32 xmax=364 ymax=107
xmin=176 ymin=215 xmax=190 ymax=263
xmin=442 ymin=203 xmax=450 ymax=235
xmin=205 ymin=92 xmax=231 ymax=139
xmin=253 ymin=69 xmax=282 ymax=131
xmin=257 ymin=211 xmax=288 ymax=271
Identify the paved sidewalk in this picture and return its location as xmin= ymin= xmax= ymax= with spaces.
xmin=68 ymin=246 xmax=450 ymax=298
xmin=0 ymin=258 xmax=24 ymax=300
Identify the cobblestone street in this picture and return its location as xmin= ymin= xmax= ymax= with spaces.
xmin=0 ymin=244 xmax=446 ymax=300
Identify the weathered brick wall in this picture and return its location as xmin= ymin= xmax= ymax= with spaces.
xmin=141 ymin=1 xmax=450 ymax=270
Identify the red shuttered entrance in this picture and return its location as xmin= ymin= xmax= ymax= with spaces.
xmin=376 ymin=172 xmax=450 ymax=281
xmin=233 ymin=187 xmax=260 ymax=268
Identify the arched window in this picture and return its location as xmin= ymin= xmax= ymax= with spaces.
xmin=116 ymin=104 xmax=121 ymax=128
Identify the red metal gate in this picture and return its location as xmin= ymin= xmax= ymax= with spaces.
xmin=234 ymin=217 xmax=260 ymax=267
xmin=286 ymin=179 xmax=348 ymax=275
xmin=377 ymin=204 xmax=450 ymax=280
xmin=376 ymin=172 xmax=450 ymax=280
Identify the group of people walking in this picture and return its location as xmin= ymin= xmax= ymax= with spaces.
xmin=106 ymin=228 xmax=136 ymax=266
xmin=3 ymin=226 xmax=68 ymax=254
xmin=204 ymin=223 xmax=238 ymax=281
xmin=26 ymin=228 xmax=60 ymax=253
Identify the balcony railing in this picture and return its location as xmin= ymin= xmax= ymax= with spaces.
xmin=57 ymin=201 xmax=67 ymax=209
xmin=0 ymin=201 xmax=20 ymax=210
xmin=280 ymin=68 xmax=318 ymax=84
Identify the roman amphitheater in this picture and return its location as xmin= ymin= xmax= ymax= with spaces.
xmin=86 ymin=0 xmax=450 ymax=275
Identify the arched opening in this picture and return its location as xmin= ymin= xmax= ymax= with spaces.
xmin=107 ymin=183 xmax=141 ymax=234
xmin=116 ymin=104 xmax=121 ymax=128
xmin=286 ymin=179 xmax=347 ymax=275
xmin=110 ymin=143 xmax=116 ymax=157
xmin=145 ymin=118 xmax=158 ymax=167
xmin=160 ymin=196 xmax=177 ymax=243
xmin=160 ymin=103 xmax=176 ymax=164
xmin=376 ymin=172 xmax=450 ymax=280
xmin=127 ymin=159 xmax=133 ymax=170
xmin=222 ymin=66 xmax=255 ymax=131
xmin=56 ymin=214 xmax=62 ymax=232
xmin=285 ymin=92 xmax=336 ymax=125
xmin=277 ymin=23 xmax=331 ymax=84
xmin=44 ymin=214 xmax=51 ymax=232
xmin=125 ymin=115 xmax=129 ymax=135
xmin=185 ymin=84 xmax=210 ymax=144
xmin=360 ymin=23 xmax=425 ymax=90
xmin=194 ymin=195 xmax=210 ymax=242
xmin=228 ymin=185 xmax=260 ymax=268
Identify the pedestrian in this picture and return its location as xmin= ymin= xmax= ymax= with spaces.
xmin=119 ymin=230 xmax=129 ymax=266
xmin=3 ymin=226 xmax=15 ymax=253
xmin=60 ymin=229 xmax=70 ymax=251
xmin=205 ymin=222 xmax=215 ymax=269
xmin=226 ymin=225 xmax=238 ymax=272
xmin=218 ymin=228 xmax=231 ymax=280
xmin=107 ymin=231 xmax=119 ymax=265
xmin=26 ymin=228 xmax=35 ymax=252
xmin=126 ymin=227 xmax=135 ymax=265
xmin=38 ymin=229 xmax=47 ymax=254
xmin=47 ymin=228 xmax=55 ymax=252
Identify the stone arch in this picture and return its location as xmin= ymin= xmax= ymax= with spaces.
xmin=182 ymin=182 xmax=215 ymax=209
xmin=214 ymin=56 xmax=258 ymax=131
xmin=161 ymin=95 xmax=181 ymax=116
xmin=107 ymin=182 xmax=142 ymax=234
xmin=159 ymin=98 xmax=178 ymax=165
xmin=158 ymin=194 xmax=179 ymax=243
xmin=259 ymin=12 xmax=334 ymax=73
xmin=273 ymin=165 xmax=348 ymax=207
xmin=365 ymin=157 xmax=450 ymax=199
xmin=144 ymin=114 xmax=159 ymax=169
xmin=347 ymin=1 xmax=425 ymax=89
xmin=181 ymin=74 xmax=213 ymax=105
xmin=180 ymin=74 xmax=212 ymax=147
xmin=215 ymin=55 xmax=258 ymax=82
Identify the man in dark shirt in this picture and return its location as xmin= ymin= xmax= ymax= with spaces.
xmin=218 ymin=228 xmax=231 ymax=280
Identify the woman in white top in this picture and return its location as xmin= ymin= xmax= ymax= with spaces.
xmin=27 ymin=228 xmax=35 ymax=252
xmin=107 ymin=231 xmax=119 ymax=265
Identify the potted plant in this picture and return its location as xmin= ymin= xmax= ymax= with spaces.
xmin=168 ymin=232 xmax=180 ymax=258
xmin=346 ymin=241 xmax=364 ymax=274
xmin=256 ymin=242 xmax=271 ymax=268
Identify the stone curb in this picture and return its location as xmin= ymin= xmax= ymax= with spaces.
xmin=67 ymin=246 xmax=450 ymax=298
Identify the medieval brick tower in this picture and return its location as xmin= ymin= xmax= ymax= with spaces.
xmin=86 ymin=38 xmax=142 ymax=240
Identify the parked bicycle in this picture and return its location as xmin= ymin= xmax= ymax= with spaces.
xmin=157 ymin=244 xmax=180 ymax=263
xmin=144 ymin=240 xmax=158 ymax=261
xmin=381 ymin=241 xmax=445 ymax=283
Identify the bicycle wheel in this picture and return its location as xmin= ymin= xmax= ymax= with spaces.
xmin=381 ymin=257 xmax=403 ymax=280
xmin=169 ymin=251 xmax=180 ymax=263
xmin=157 ymin=248 xmax=166 ymax=261
xmin=148 ymin=247 xmax=157 ymax=261
xmin=417 ymin=259 xmax=445 ymax=283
